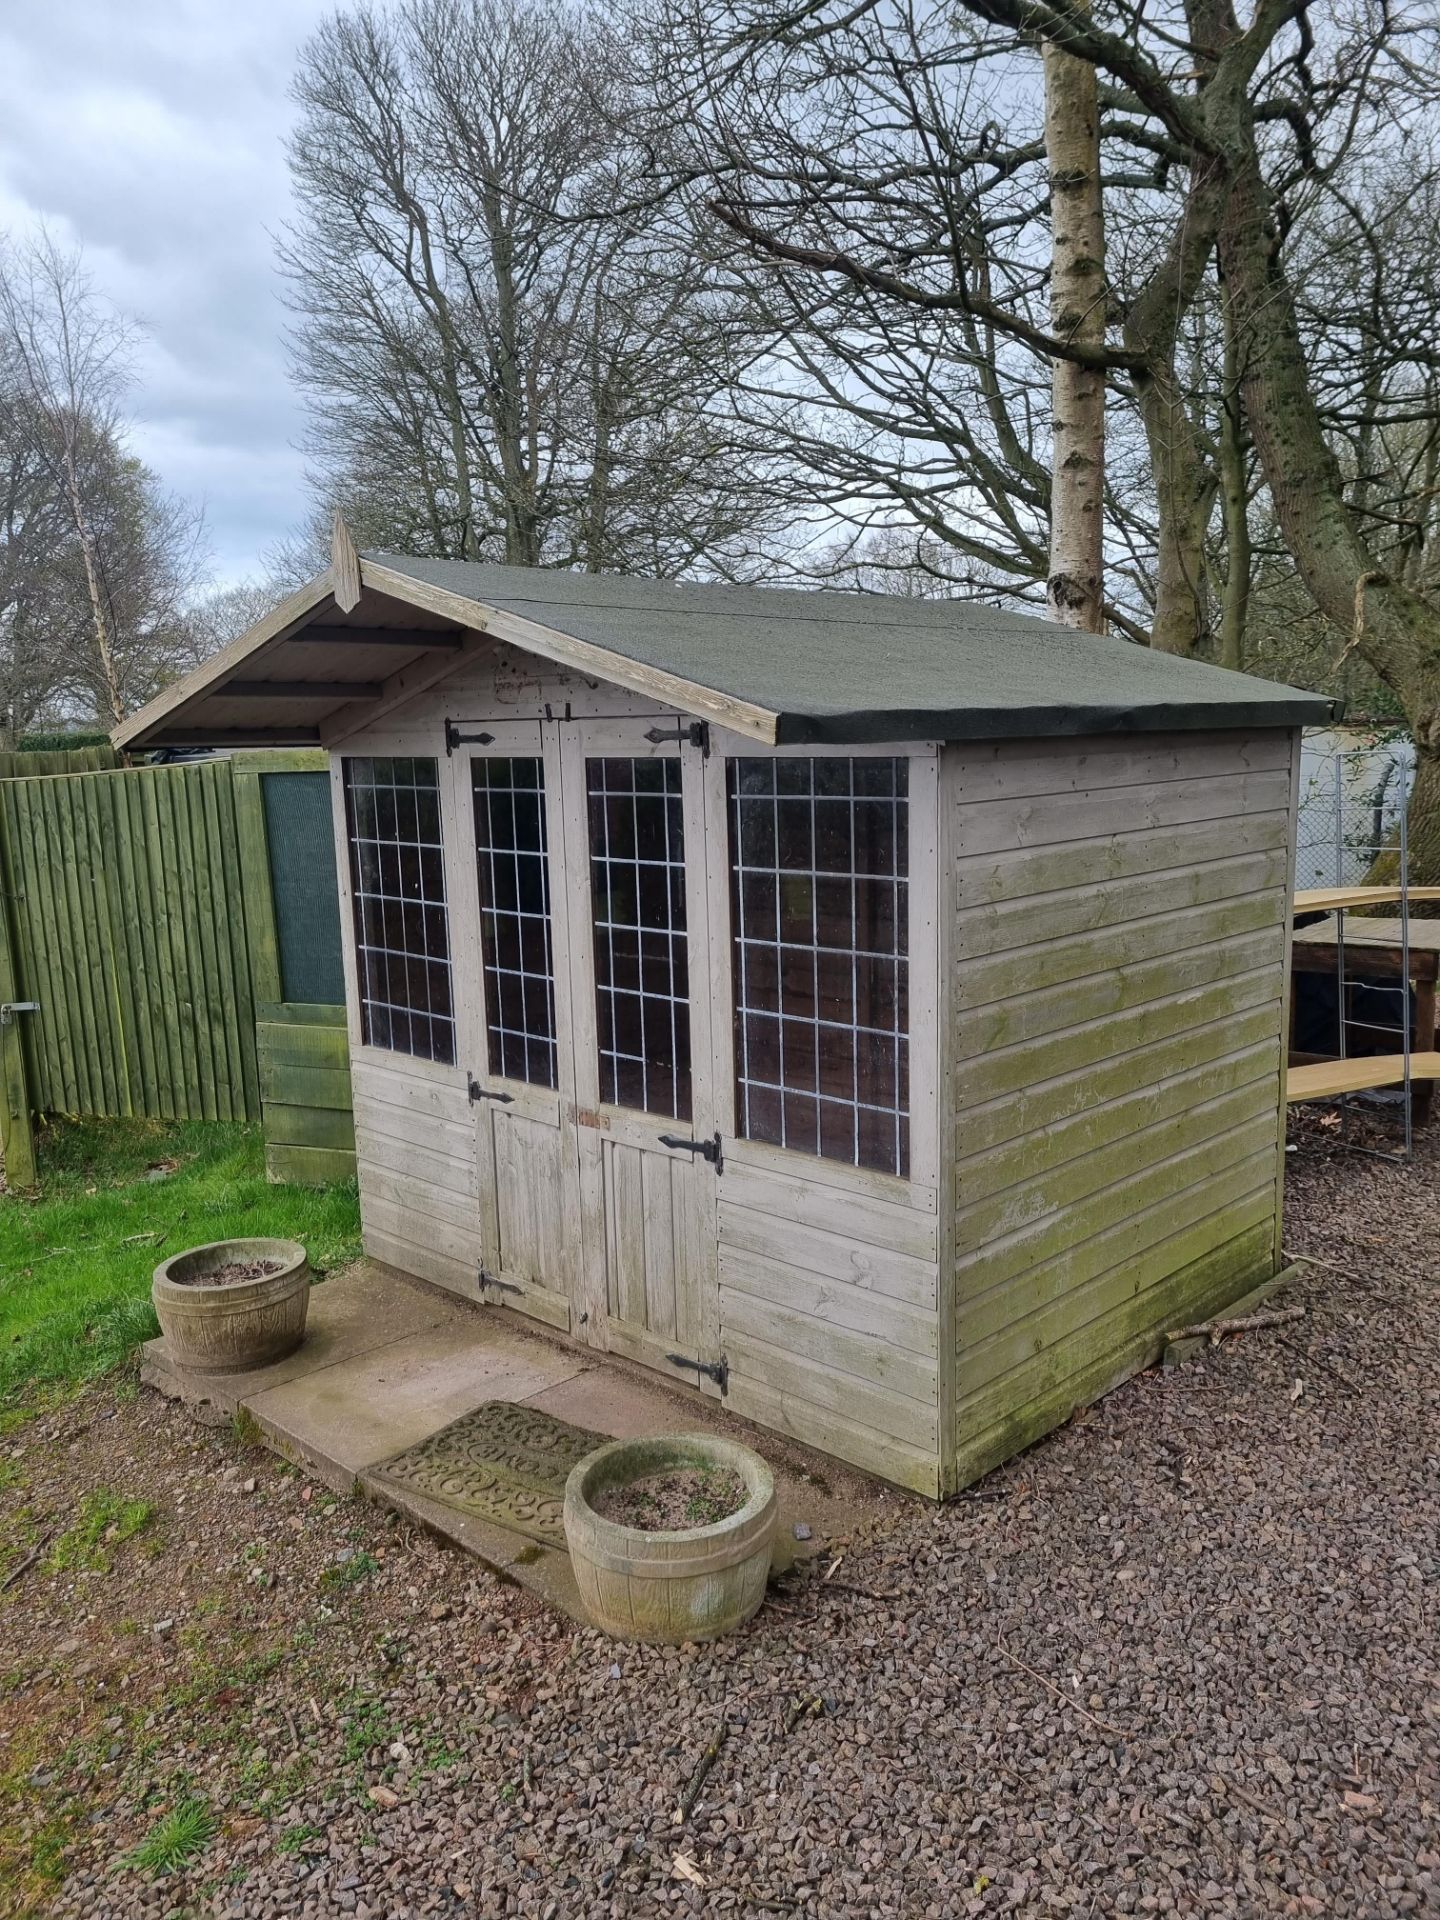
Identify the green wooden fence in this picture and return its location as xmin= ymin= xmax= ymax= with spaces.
xmin=0 ymin=751 xmax=355 ymax=1187
xmin=0 ymin=744 xmax=120 ymax=780
xmin=0 ymin=760 xmax=259 ymax=1123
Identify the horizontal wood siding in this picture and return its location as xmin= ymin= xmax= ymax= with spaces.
xmin=945 ymin=730 xmax=1295 ymax=1488
xmin=256 ymin=1009 xmax=355 ymax=1186
xmin=352 ymin=1055 xmax=479 ymax=1296
xmin=717 ymin=1159 xmax=942 ymax=1495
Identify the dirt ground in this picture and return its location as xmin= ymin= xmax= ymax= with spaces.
xmin=2 ymin=1113 xmax=1437 ymax=1919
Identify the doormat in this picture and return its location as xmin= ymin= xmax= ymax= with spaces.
xmin=368 ymin=1401 xmax=607 ymax=1548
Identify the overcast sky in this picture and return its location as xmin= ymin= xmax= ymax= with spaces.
xmin=0 ymin=0 xmax=337 ymax=587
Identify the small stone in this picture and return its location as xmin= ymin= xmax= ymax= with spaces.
xmin=793 ymin=1522 xmax=812 ymax=1542
xmin=367 ymin=1785 xmax=399 ymax=1809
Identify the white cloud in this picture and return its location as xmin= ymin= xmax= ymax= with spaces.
xmin=0 ymin=0 xmax=335 ymax=584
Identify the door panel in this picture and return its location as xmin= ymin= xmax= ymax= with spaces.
xmin=603 ymin=1139 xmax=691 ymax=1344
xmin=477 ymin=1107 xmax=574 ymax=1330
xmin=453 ymin=722 xmax=579 ymax=1333
xmin=559 ymin=717 xmax=722 ymax=1390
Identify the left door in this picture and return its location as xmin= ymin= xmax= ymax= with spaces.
xmin=449 ymin=721 xmax=580 ymax=1333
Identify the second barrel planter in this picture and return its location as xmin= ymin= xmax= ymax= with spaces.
xmin=563 ymin=1433 xmax=777 ymax=1643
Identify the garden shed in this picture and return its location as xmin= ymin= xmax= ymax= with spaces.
xmin=116 ymin=528 xmax=1332 ymax=1496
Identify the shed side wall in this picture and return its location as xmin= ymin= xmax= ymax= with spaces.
xmin=944 ymin=728 xmax=1298 ymax=1489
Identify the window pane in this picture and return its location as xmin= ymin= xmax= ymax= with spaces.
xmin=472 ymin=757 xmax=558 ymax=1089
xmin=587 ymin=756 xmax=691 ymax=1121
xmin=727 ymin=756 xmax=909 ymax=1177
xmin=342 ymin=757 xmax=456 ymax=1066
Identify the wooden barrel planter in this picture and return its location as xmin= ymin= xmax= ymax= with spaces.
xmin=563 ymin=1434 xmax=777 ymax=1643
xmin=152 ymin=1238 xmax=310 ymax=1373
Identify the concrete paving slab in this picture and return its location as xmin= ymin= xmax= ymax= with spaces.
xmin=141 ymin=1261 xmax=460 ymax=1422
xmin=243 ymin=1319 xmax=587 ymax=1485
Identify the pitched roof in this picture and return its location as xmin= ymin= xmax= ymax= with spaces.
xmin=114 ymin=543 xmax=1334 ymax=752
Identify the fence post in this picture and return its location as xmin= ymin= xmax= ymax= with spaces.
xmin=0 ymin=797 xmax=36 ymax=1188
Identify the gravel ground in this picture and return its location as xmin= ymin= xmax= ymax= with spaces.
xmin=3 ymin=1114 xmax=1437 ymax=1919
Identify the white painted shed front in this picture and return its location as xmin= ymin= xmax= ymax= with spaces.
xmin=115 ymin=543 xmax=1332 ymax=1496
xmin=329 ymin=644 xmax=945 ymax=1491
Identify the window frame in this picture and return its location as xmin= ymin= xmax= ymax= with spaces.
xmin=583 ymin=748 xmax=695 ymax=1124
xmin=701 ymin=734 xmax=938 ymax=1197
xmin=337 ymin=751 xmax=458 ymax=1069
xmin=470 ymin=747 xmax=562 ymax=1093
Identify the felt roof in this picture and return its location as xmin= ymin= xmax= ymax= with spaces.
xmin=114 ymin=544 xmax=1333 ymax=752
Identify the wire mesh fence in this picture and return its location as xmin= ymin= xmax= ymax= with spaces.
xmin=1293 ymin=741 xmax=1415 ymax=1160
xmin=1294 ymin=731 xmax=1412 ymax=889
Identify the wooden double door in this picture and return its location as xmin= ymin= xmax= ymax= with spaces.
xmin=450 ymin=715 xmax=723 ymax=1397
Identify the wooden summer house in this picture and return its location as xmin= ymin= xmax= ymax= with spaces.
xmin=116 ymin=532 xmax=1331 ymax=1497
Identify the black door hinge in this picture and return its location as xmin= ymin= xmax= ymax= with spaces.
xmin=643 ymin=719 xmax=709 ymax=756
xmin=478 ymin=1267 xmax=522 ymax=1296
xmin=664 ymin=1351 xmax=729 ymax=1394
xmin=468 ymin=1073 xmax=514 ymax=1105
xmin=445 ymin=720 xmax=495 ymax=754
xmin=657 ymin=1129 xmax=722 ymax=1173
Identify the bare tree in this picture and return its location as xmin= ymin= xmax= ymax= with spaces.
xmin=282 ymin=0 xmax=781 ymax=577
xmin=647 ymin=0 xmax=1440 ymax=869
xmin=0 ymin=233 xmax=207 ymax=727
xmin=0 ymin=234 xmax=136 ymax=722
xmin=639 ymin=0 xmax=1196 ymax=638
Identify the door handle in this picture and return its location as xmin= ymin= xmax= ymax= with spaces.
xmin=657 ymin=1130 xmax=723 ymax=1172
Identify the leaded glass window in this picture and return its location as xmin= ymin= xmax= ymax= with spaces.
xmin=342 ymin=756 xmax=455 ymax=1065
xmin=586 ymin=756 xmax=691 ymax=1120
xmin=727 ymin=756 xmax=909 ymax=1176
xmin=471 ymin=757 xmax=558 ymax=1088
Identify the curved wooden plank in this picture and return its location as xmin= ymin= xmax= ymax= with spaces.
xmin=1293 ymin=885 xmax=1440 ymax=912
xmin=1286 ymin=1051 xmax=1440 ymax=1101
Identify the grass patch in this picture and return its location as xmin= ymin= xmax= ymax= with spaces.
xmin=339 ymin=1688 xmax=396 ymax=1766
xmin=321 ymin=1549 xmax=379 ymax=1592
xmin=124 ymin=1796 xmax=215 ymax=1877
xmin=275 ymin=1821 xmax=322 ymax=1855
xmin=47 ymin=1490 xmax=156 ymax=1574
xmin=0 ymin=1119 xmax=360 ymax=1408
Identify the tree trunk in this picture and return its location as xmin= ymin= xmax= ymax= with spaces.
xmin=1119 ymin=146 xmax=1230 ymax=656
xmin=1134 ymin=363 xmax=1213 ymax=654
xmin=1042 ymin=12 xmax=1106 ymax=631
xmin=62 ymin=448 xmax=125 ymax=723
xmin=1396 ymin=750 xmax=1440 ymax=901
xmin=1217 ymin=146 xmax=1440 ymax=729
xmin=486 ymin=202 xmax=540 ymax=568
xmin=1217 ymin=131 xmax=1440 ymax=890
xmin=1217 ymin=285 xmax=1250 ymax=672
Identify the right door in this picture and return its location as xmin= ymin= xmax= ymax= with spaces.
xmin=454 ymin=721 xmax=580 ymax=1333
xmin=558 ymin=717 xmax=723 ymax=1394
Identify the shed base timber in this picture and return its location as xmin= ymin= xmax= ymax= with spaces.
xmin=952 ymin=1224 xmax=1277 ymax=1491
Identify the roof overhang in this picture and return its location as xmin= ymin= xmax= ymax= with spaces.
xmin=114 ymin=519 xmax=781 ymax=754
